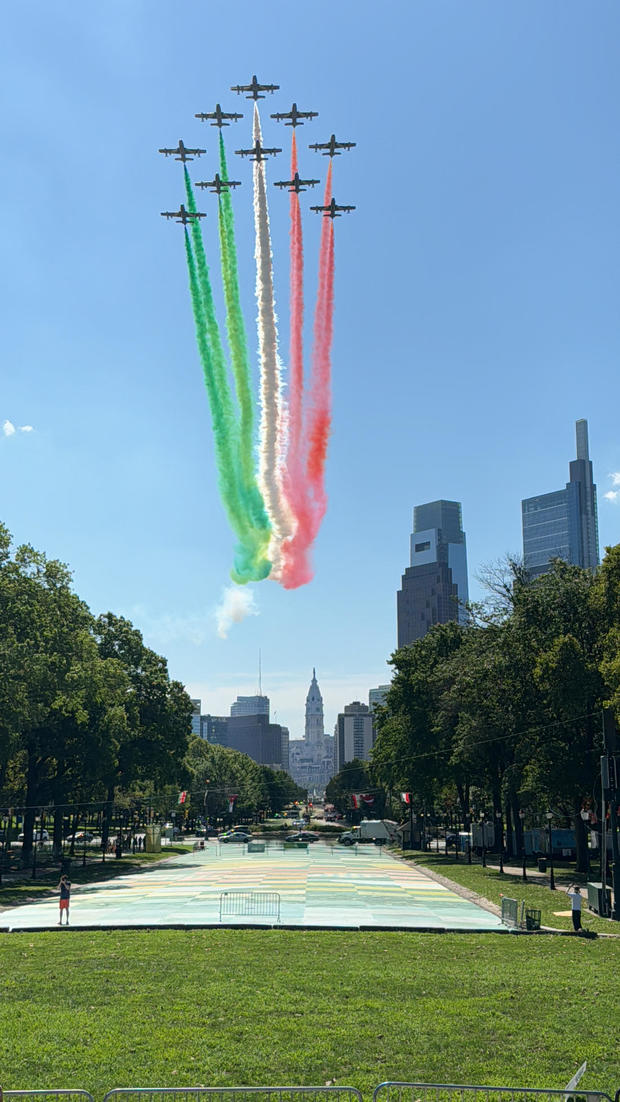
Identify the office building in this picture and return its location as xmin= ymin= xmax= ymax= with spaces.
xmin=522 ymin=419 xmax=599 ymax=579
xmin=397 ymin=500 xmax=469 ymax=647
xmin=368 ymin=685 xmax=390 ymax=711
xmin=230 ymin=694 xmax=270 ymax=717
xmin=199 ymin=694 xmax=288 ymax=771
xmin=190 ymin=698 xmax=201 ymax=737
xmin=334 ymin=702 xmax=375 ymax=772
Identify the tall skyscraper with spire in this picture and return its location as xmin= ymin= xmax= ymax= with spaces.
xmin=305 ymin=668 xmax=324 ymax=744
xmin=287 ymin=669 xmax=335 ymax=793
xmin=522 ymin=419 xmax=599 ymax=578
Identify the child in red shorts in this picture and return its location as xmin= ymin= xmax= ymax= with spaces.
xmin=57 ymin=874 xmax=71 ymax=925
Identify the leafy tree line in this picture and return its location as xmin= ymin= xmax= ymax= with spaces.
xmin=326 ymin=550 xmax=620 ymax=873
xmin=0 ymin=524 xmax=306 ymax=857
xmin=184 ymin=738 xmax=306 ymax=823
xmin=0 ymin=524 xmax=189 ymax=857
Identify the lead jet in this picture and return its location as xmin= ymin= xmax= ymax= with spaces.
xmin=270 ymin=102 xmax=318 ymax=127
xmin=310 ymin=198 xmax=355 ymax=219
xmin=235 ymin=140 xmax=282 ymax=163
xmin=230 ymin=74 xmax=279 ymax=100
xmin=158 ymin=140 xmax=206 ymax=163
xmin=194 ymin=104 xmax=244 ymax=128
xmin=274 ymin=171 xmax=320 ymax=194
xmin=195 ymin=173 xmax=241 ymax=194
xmin=160 ymin=204 xmax=206 ymax=225
xmin=308 ymin=134 xmax=356 ymax=158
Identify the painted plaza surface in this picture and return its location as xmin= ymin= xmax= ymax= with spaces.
xmin=0 ymin=844 xmax=503 ymax=931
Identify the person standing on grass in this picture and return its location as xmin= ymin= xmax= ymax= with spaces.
xmin=567 ymin=884 xmax=583 ymax=932
xmin=57 ymin=873 xmax=71 ymax=925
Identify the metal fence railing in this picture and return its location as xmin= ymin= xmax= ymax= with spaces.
xmin=103 ymin=1087 xmax=362 ymax=1102
xmin=219 ymin=890 xmax=281 ymax=922
xmin=372 ymin=1083 xmax=615 ymax=1102
xmin=1 ymin=1091 xmax=95 ymax=1102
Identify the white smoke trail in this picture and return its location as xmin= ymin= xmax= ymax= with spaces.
xmin=252 ymin=104 xmax=294 ymax=578
xmin=215 ymin=584 xmax=259 ymax=638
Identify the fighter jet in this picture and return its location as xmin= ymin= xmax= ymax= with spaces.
xmin=158 ymin=140 xmax=206 ymax=163
xmin=235 ymin=140 xmax=282 ymax=163
xmin=194 ymin=104 xmax=244 ymax=128
xmin=270 ymin=102 xmax=318 ymax=127
xmin=230 ymin=75 xmax=279 ymax=100
xmin=160 ymin=204 xmax=206 ymax=224
xmin=308 ymin=134 xmax=356 ymax=158
xmin=195 ymin=173 xmax=241 ymax=194
xmin=310 ymin=198 xmax=355 ymax=219
xmin=274 ymin=172 xmax=320 ymax=194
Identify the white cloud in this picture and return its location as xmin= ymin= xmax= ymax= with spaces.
xmin=604 ymin=490 xmax=619 ymax=504
xmin=610 ymin=472 xmax=620 ymax=487
xmin=128 ymin=604 xmax=209 ymax=647
xmin=214 ymin=585 xmax=258 ymax=639
xmin=2 ymin=419 xmax=34 ymax=437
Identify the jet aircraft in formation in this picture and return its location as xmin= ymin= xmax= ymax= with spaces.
xmin=160 ymin=204 xmax=206 ymax=225
xmin=231 ymin=75 xmax=279 ymax=100
xmin=309 ymin=134 xmax=356 ymax=158
xmin=274 ymin=172 xmax=320 ymax=194
xmin=195 ymin=104 xmax=244 ymax=128
xmin=158 ymin=140 xmax=206 ymax=163
xmin=235 ymin=140 xmax=282 ymax=163
xmin=195 ymin=173 xmax=241 ymax=194
xmin=270 ymin=102 xmax=318 ymax=127
xmin=310 ymin=198 xmax=356 ymax=219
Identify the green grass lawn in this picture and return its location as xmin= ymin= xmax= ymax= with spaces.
xmin=0 ymin=929 xmax=618 ymax=1096
xmin=403 ymin=852 xmax=618 ymax=935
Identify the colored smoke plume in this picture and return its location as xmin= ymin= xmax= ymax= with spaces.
xmin=215 ymin=585 xmax=259 ymax=638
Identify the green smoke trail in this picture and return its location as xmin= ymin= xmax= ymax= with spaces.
xmin=184 ymin=229 xmax=244 ymax=531
xmin=184 ymin=172 xmax=271 ymax=583
xmin=218 ymin=134 xmax=271 ymax=537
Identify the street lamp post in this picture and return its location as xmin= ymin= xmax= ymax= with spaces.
xmin=519 ymin=808 xmax=527 ymax=881
xmin=496 ymin=809 xmax=504 ymax=874
xmin=479 ymin=811 xmax=486 ymax=868
xmin=546 ymin=811 xmax=555 ymax=890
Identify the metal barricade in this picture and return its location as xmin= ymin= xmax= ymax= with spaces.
xmin=500 ymin=897 xmax=519 ymax=928
xmin=103 ymin=1087 xmax=363 ymax=1102
xmin=373 ymin=1083 xmax=615 ymax=1102
xmin=1 ymin=1091 xmax=95 ymax=1102
xmin=219 ymin=890 xmax=281 ymax=922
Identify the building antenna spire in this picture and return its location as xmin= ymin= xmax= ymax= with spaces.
xmin=258 ymin=648 xmax=262 ymax=696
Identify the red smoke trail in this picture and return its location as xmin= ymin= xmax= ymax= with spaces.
xmin=306 ymin=161 xmax=334 ymax=527
xmin=281 ymin=132 xmax=314 ymax=588
xmin=281 ymin=161 xmax=335 ymax=589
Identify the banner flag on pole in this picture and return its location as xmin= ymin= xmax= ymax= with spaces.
xmin=401 ymin=792 xmax=412 ymax=804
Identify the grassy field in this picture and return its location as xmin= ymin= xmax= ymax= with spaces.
xmin=0 ymin=929 xmax=618 ymax=1097
xmin=404 ymin=851 xmax=617 ymax=935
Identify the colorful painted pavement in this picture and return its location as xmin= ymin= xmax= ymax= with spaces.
xmin=0 ymin=843 xmax=504 ymax=931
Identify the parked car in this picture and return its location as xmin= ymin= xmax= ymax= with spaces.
xmin=18 ymin=829 xmax=49 ymax=842
xmin=286 ymin=831 xmax=320 ymax=843
xmin=219 ymin=830 xmax=252 ymax=844
xmin=66 ymin=831 xmax=96 ymax=844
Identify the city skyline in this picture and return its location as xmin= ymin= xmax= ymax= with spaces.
xmin=1 ymin=3 xmax=619 ymax=744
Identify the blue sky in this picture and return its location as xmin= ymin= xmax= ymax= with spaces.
xmin=2 ymin=1 xmax=619 ymax=737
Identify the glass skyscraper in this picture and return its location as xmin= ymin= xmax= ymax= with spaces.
xmin=521 ymin=419 xmax=599 ymax=579
xmin=397 ymin=500 xmax=469 ymax=647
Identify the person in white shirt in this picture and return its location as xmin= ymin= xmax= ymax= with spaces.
xmin=567 ymin=884 xmax=583 ymax=932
